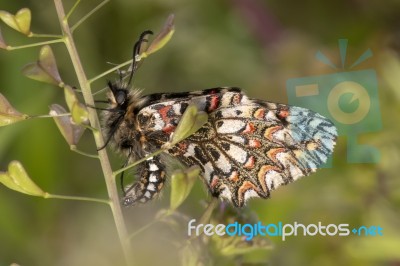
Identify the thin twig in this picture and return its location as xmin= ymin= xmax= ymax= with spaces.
xmin=71 ymin=0 xmax=110 ymax=32
xmin=29 ymin=33 xmax=64 ymax=38
xmin=7 ymin=39 xmax=64 ymax=51
xmin=113 ymin=147 xmax=166 ymax=177
xmin=31 ymin=113 xmax=71 ymax=118
xmin=88 ymin=59 xmax=132 ymax=84
xmin=70 ymin=145 xmax=99 ymax=158
xmin=45 ymin=193 xmax=110 ymax=204
xmin=65 ymin=0 xmax=81 ymax=21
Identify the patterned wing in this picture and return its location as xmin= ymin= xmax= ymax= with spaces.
xmin=203 ymin=102 xmax=336 ymax=207
xmin=137 ymin=88 xmax=337 ymax=207
xmin=136 ymin=88 xmax=246 ymax=149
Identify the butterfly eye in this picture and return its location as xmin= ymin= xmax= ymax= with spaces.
xmin=116 ymin=90 xmax=127 ymax=105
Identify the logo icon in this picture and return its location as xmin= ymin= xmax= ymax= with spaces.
xmin=286 ymin=39 xmax=381 ymax=165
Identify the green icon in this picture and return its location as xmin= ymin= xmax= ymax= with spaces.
xmin=286 ymin=39 xmax=381 ymax=165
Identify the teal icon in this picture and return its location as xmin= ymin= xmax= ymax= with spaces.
xmin=286 ymin=39 xmax=381 ymax=165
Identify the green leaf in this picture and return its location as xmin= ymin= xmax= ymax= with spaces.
xmin=169 ymin=105 xmax=208 ymax=146
xmin=0 ymin=27 xmax=7 ymax=49
xmin=38 ymin=45 xmax=62 ymax=82
xmin=64 ymin=85 xmax=78 ymax=111
xmin=170 ymin=166 xmax=200 ymax=211
xmin=0 ymin=8 xmax=31 ymax=35
xmin=49 ymin=104 xmax=85 ymax=146
xmin=63 ymin=85 xmax=89 ymax=125
xmin=71 ymin=102 xmax=89 ymax=125
xmin=0 ymin=93 xmax=29 ymax=126
xmin=14 ymin=8 xmax=31 ymax=35
xmin=21 ymin=45 xmax=63 ymax=86
xmin=0 ymin=161 xmax=45 ymax=196
xmin=140 ymin=14 xmax=175 ymax=59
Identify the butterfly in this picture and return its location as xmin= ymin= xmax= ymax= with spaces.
xmin=100 ymin=32 xmax=337 ymax=208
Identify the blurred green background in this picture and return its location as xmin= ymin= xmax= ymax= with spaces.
xmin=1 ymin=0 xmax=400 ymax=265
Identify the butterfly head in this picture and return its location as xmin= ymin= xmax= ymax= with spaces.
xmin=107 ymin=81 xmax=130 ymax=111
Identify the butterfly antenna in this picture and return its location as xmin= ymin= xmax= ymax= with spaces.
xmin=127 ymin=30 xmax=154 ymax=86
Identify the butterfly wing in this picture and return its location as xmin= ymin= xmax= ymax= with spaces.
xmin=136 ymin=88 xmax=245 ymax=149
xmin=205 ymin=102 xmax=336 ymax=207
xmin=137 ymin=88 xmax=337 ymax=207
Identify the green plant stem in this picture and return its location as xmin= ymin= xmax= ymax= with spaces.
xmin=65 ymin=0 xmax=81 ymax=21
xmin=82 ymin=123 xmax=99 ymax=132
xmin=53 ymin=1 xmax=133 ymax=265
xmin=29 ymin=33 xmax=63 ymax=38
xmin=113 ymin=147 xmax=166 ymax=177
xmin=31 ymin=113 xmax=71 ymax=118
xmin=7 ymin=39 xmax=64 ymax=50
xmin=45 ymin=193 xmax=110 ymax=204
xmin=92 ymin=85 xmax=108 ymax=95
xmin=71 ymin=0 xmax=110 ymax=32
xmin=88 ymin=59 xmax=132 ymax=84
xmin=70 ymin=145 xmax=99 ymax=158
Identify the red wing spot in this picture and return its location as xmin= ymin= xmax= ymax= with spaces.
xmin=254 ymin=108 xmax=265 ymax=119
xmin=277 ymin=109 xmax=289 ymax=119
xmin=228 ymin=171 xmax=239 ymax=182
xmin=267 ymin=148 xmax=286 ymax=164
xmin=242 ymin=122 xmax=255 ymax=134
xmin=237 ymin=181 xmax=260 ymax=206
xmin=248 ymin=139 xmax=261 ymax=148
xmin=208 ymin=95 xmax=220 ymax=112
xmin=244 ymin=156 xmax=255 ymax=169
xmin=162 ymin=124 xmax=176 ymax=134
xmin=257 ymin=165 xmax=281 ymax=192
xmin=210 ymin=176 xmax=219 ymax=189
xmin=178 ymin=142 xmax=188 ymax=151
xmin=159 ymin=105 xmax=173 ymax=121
xmin=264 ymin=125 xmax=283 ymax=140
xmin=239 ymin=181 xmax=257 ymax=192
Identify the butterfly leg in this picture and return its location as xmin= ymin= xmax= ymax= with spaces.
xmin=122 ymin=155 xmax=166 ymax=206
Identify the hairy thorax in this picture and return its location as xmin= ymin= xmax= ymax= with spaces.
xmin=102 ymin=91 xmax=148 ymax=159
